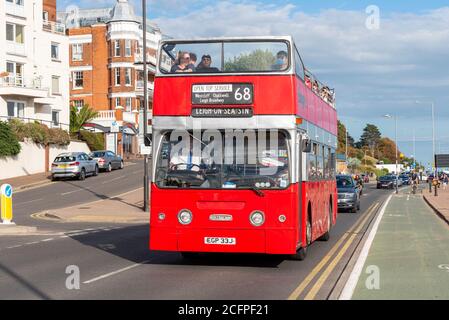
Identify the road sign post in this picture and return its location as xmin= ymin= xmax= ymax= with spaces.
xmin=1 ymin=184 xmax=14 ymax=225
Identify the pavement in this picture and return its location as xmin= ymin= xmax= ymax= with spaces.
xmin=32 ymin=188 xmax=148 ymax=224
xmin=0 ymin=172 xmax=52 ymax=192
xmin=343 ymin=186 xmax=449 ymax=300
xmin=423 ymin=185 xmax=449 ymax=225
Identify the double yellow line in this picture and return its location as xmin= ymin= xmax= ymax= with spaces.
xmin=287 ymin=201 xmax=380 ymax=300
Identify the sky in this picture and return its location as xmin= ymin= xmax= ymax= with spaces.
xmin=57 ymin=0 xmax=449 ymax=168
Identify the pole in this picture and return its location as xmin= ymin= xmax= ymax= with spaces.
xmin=142 ymin=0 xmax=150 ymax=212
xmin=431 ymin=102 xmax=436 ymax=177
xmin=395 ymin=115 xmax=398 ymax=194
xmin=345 ymin=128 xmax=348 ymax=159
xmin=413 ymin=129 xmax=416 ymax=170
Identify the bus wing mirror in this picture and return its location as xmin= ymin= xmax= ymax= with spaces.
xmin=302 ymin=138 xmax=312 ymax=153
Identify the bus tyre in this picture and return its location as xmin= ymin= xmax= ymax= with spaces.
xmin=290 ymin=215 xmax=311 ymax=260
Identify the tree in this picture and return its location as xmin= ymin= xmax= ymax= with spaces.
xmin=377 ymin=137 xmax=401 ymax=164
xmin=224 ymin=49 xmax=276 ymax=72
xmin=337 ymin=120 xmax=355 ymax=155
xmin=70 ymin=105 xmax=99 ymax=134
xmin=360 ymin=124 xmax=381 ymax=156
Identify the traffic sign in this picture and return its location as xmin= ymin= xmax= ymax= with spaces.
xmin=1 ymin=184 xmax=14 ymax=224
xmin=111 ymin=121 xmax=120 ymax=133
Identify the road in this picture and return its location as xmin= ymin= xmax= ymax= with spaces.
xmin=0 ymin=180 xmax=393 ymax=299
xmin=10 ymin=159 xmax=145 ymax=230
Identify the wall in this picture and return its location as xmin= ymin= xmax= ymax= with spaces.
xmin=0 ymin=140 xmax=90 ymax=180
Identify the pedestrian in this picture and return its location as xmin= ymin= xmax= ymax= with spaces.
xmin=443 ymin=174 xmax=448 ymax=190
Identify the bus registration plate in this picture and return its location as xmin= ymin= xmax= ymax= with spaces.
xmin=204 ymin=237 xmax=236 ymax=245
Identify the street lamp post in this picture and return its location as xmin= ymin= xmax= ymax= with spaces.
xmin=142 ymin=0 xmax=150 ymax=212
xmin=384 ymin=114 xmax=399 ymax=194
xmin=415 ymin=100 xmax=435 ymax=175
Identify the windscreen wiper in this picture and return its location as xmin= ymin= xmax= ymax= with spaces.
xmin=250 ymin=186 xmax=265 ymax=197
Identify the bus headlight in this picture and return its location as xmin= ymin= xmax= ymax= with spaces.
xmin=250 ymin=211 xmax=265 ymax=227
xmin=178 ymin=209 xmax=193 ymax=225
xmin=158 ymin=213 xmax=166 ymax=221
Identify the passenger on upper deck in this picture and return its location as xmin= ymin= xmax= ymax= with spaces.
xmin=189 ymin=53 xmax=197 ymax=67
xmin=272 ymin=51 xmax=289 ymax=71
xmin=170 ymin=52 xmax=195 ymax=73
xmin=312 ymin=80 xmax=319 ymax=94
xmin=196 ymin=54 xmax=220 ymax=73
xmin=305 ymin=74 xmax=312 ymax=89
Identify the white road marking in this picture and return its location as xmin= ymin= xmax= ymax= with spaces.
xmin=15 ymin=198 xmax=44 ymax=206
xmin=61 ymin=188 xmax=91 ymax=196
xmin=41 ymin=238 xmax=54 ymax=242
xmin=339 ymin=194 xmax=393 ymax=300
xmin=68 ymin=232 xmax=89 ymax=236
xmin=83 ymin=260 xmax=150 ymax=284
xmin=25 ymin=242 xmax=39 ymax=245
xmin=101 ymin=175 xmax=126 ymax=184
xmin=6 ymin=245 xmax=22 ymax=249
xmin=407 ymin=195 xmax=410 ymax=201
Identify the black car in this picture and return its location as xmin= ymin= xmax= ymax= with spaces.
xmin=336 ymin=175 xmax=361 ymax=213
xmin=377 ymin=175 xmax=398 ymax=189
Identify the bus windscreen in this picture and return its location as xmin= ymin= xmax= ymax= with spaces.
xmin=155 ymin=130 xmax=290 ymax=190
xmin=159 ymin=40 xmax=290 ymax=74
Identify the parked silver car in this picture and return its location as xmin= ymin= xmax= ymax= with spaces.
xmin=51 ymin=152 xmax=99 ymax=181
xmin=90 ymin=150 xmax=124 ymax=172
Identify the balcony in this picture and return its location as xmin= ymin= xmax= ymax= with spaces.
xmin=6 ymin=41 xmax=26 ymax=57
xmin=5 ymin=1 xmax=26 ymax=18
xmin=0 ymin=74 xmax=49 ymax=98
xmin=43 ymin=21 xmax=66 ymax=35
xmin=93 ymin=110 xmax=116 ymax=121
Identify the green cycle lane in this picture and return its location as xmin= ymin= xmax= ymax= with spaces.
xmin=352 ymin=188 xmax=449 ymax=300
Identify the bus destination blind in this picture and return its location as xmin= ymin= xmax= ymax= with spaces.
xmin=192 ymin=83 xmax=253 ymax=105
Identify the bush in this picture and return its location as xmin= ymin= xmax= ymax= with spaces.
xmin=0 ymin=121 xmax=21 ymax=157
xmin=8 ymin=119 xmax=70 ymax=146
xmin=79 ymin=130 xmax=104 ymax=151
xmin=48 ymin=128 xmax=70 ymax=146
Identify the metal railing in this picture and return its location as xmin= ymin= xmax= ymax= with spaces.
xmin=0 ymin=116 xmax=69 ymax=130
xmin=0 ymin=74 xmax=44 ymax=90
xmin=43 ymin=20 xmax=66 ymax=35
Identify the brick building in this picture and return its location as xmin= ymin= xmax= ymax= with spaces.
xmin=58 ymin=0 xmax=162 ymax=156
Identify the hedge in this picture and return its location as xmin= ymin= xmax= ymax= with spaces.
xmin=0 ymin=121 xmax=21 ymax=157
xmin=78 ymin=130 xmax=105 ymax=151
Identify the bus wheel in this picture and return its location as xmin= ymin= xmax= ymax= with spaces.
xmin=319 ymin=203 xmax=332 ymax=241
xmin=290 ymin=214 xmax=311 ymax=261
xmin=181 ymin=252 xmax=200 ymax=259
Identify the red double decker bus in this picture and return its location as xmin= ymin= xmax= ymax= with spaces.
xmin=150 ymin=36 xmax=338 ymax=260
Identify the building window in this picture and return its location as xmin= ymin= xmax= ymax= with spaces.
xmin=52 ymin=76 xmax=60 ymax=95
xmin=6 ymin=23 xmax=24 ymax=44
xmin=73 ymin=100 xmax=84 ymax=111
xmin=114 ymin=40 xmax=121 ymax=57
xmin=125 ymin=40 xmax=132 ymax=57
xmin=125 ymin=98 xmax=132 ymax=112
xmin=73 ymin=71 xmax=83 ymax=89
xmin=51 ymin=43 xmax=59 ymax=60
xmin=115 ymin=97 xmax=121 ymax=108
xmin=115 ymin=68 xmax=121 ymax=86
xmin=7 ymin=0 xmax=24 ymax=5
xmin=43 ymin=11 xmax=49 ymax=21
xmin=72 ymin=44 xmax=83 ymax=61
xmin=125 ymin=68 xmax=131 ymax=86
xmin=52 ymin=111 xmax=60 ymax=126
xmin=7 ymin=101 xmax=25 ymax=118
